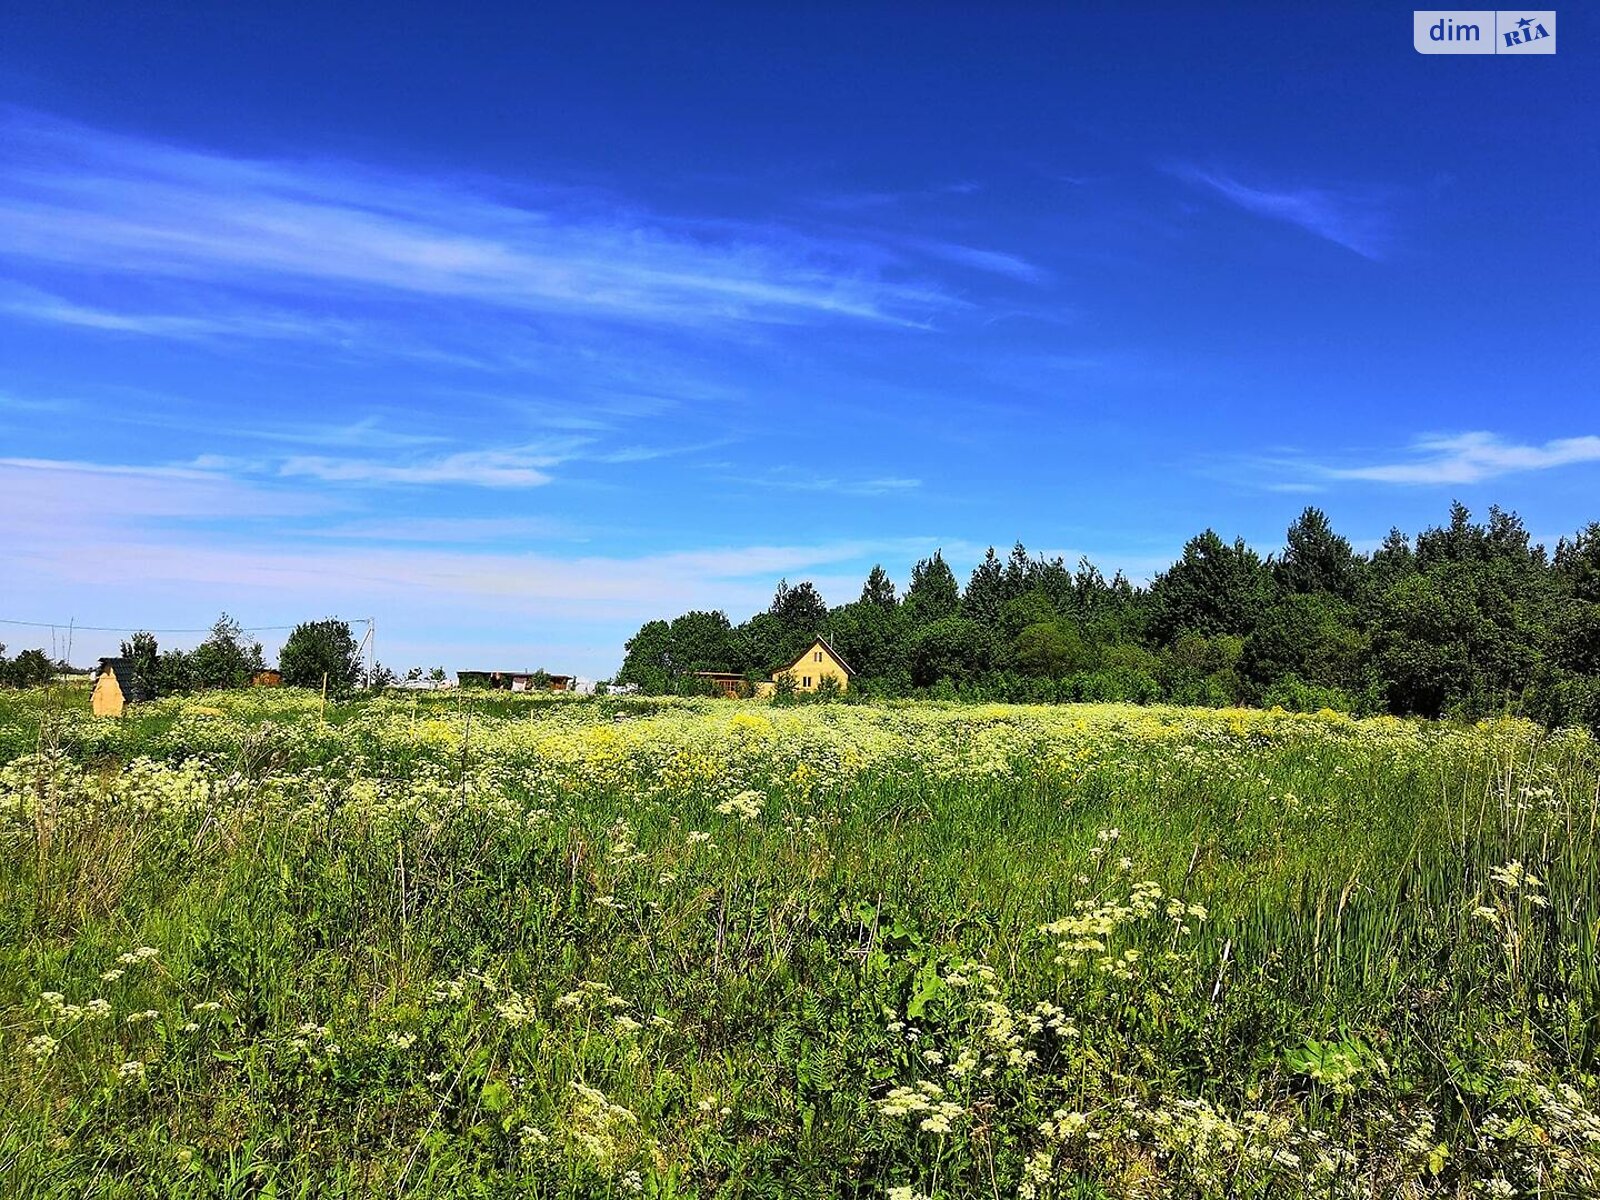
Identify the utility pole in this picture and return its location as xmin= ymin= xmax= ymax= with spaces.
xmin=355 ymin=617 xmax=376 ymax=687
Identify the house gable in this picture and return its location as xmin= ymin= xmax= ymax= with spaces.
xmin=773 ymin=637 xmax=854 ymax=693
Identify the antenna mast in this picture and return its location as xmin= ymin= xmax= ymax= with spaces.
xmin=356 ymin=617 xmax=376 ymax=687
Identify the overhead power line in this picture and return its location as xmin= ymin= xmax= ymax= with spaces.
xmin=1 ymin=617 xmax=321 ymax=634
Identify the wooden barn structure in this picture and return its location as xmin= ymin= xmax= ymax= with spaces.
xmin=694 ymin=671 xmax=748 ymax=698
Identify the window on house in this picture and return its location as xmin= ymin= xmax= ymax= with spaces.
xmin=814 ymin=651 xmax=822 ymax=662
xmin=803 ymin=676 xmax=812 ymax=687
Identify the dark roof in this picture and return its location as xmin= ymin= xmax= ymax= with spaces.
xmin=97 ymin=657 xmax=154 ymax=702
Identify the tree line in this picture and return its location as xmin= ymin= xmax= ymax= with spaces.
xmin=617 ymin=503 xmax=1600 ymax=729
xmin=118 ymin=615 xmax=375 ymax=696
xmin=115 ymin=616 xmax=449 ymax=696
xmin=0 ymin=616 xmax=439 ymax=698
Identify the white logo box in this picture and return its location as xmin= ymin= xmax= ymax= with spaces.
xmin=1414 ymin=10 xmax=1555 ymax=53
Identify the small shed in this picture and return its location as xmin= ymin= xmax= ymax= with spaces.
xmin=694 ymin=671 xmax=747 ymax=698
xmin=91 ymin=658 xmax=153 ymax=717
xmin=251 ymin=669 xmax=283 ymax=688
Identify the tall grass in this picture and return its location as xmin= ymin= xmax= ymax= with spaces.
xmin=0 ymin=691 xmax=1596 ymax=1197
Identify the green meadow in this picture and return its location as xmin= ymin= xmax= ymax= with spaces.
xmin=1 ymin=689 xmax=1597 ymax=1198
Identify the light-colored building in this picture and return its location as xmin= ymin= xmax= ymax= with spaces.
xmin=91 ymin=658 xmax=152 ymax=717
xmin=391 ymin=677 xmax=453 ymax=691
xmin=772 ymin=637 xmax=855 ymax=693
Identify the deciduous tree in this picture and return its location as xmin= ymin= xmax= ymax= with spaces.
xmin=279 ymin=619 xmax=362 ymax=693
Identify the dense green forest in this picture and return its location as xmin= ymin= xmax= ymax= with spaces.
xmin=618 ymin=503 xmax=1600 ymax=728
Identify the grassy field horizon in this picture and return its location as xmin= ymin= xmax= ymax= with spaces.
xmin=2 ymin=689 xmax=1598 ymax=1197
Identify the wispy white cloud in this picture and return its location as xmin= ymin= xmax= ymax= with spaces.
xmin=0 ymin=457 xmax=328 ymax=548
xmin=0 ymin=453 xmax=905 ymax=590
xmin=1325 ymin=432 xmax=1600 ymax=485
xmin=0 ymin=456 xmax=238 ymax=484
xmin=808 ymin=180 xmax=984 ymax=212
xmin=267 ymin=430 xmax=727 ymax=487
xmin=4 ymin=417 xmax=729 ymax=499
xmin=297 ymin=515 xmax=578 ymax=544
xmin=220 ymin=416 xmax=449 ymax=451
xmin=908 ymin=239 xmax=1047 ymax=283
xmin=0 ymin=389 xmax=74 ymax=414
xmin=0 ymin=453 xmax=943 ymax=674
xmin=1173 ymin=166 xmax=1396 ymax=260
xmin=0 ymin=109 xmax=950 ymax=329
xmin=742 ymin=468 xmax=922 ymax=497
xmin=0 ymin=280 xmax=354 ymax=342
xmin=276 ymin=442 xmax=580 ymax=488
xmin=0 ymin=452 xmax=1172 ymax=674
xmin=1244 ymin=431 xmax=1600 ymax=490
xmin=587 ymin=438 xmax=734 ymax=465
xmin=14 ymin=536 xmax=887 ymax=629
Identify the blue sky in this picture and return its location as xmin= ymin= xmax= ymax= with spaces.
xmin=1 ymin=4 xmax=1595 ymax=676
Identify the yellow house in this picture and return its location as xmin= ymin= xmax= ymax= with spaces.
xmin=772 ymin=637 xmax=855 ymax=693
xmin=91 ymin=658 xmax=152 ymax=718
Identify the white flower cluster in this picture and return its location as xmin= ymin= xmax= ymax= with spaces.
xmin=567 ymin=1080 xmax=645 ymax=1171
xmin=39 ymin=992 xmax=112 ymax=1023
xmin=714 ymin=789 xmax=765 ymax=822
xmin=877 ymin=1081 xmax=965 ymax=1135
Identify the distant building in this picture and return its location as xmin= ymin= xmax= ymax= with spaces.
xmin=391 ymin=677 xmax=453 ymax=691
xmin=772 ymin=637 xmax=855 ymax=693
xmin=91 ymin=658 xmax=153 ymax=717
xmin=457 ymin=670 xmax=524 ymax=690
xmin=457 ymin=669 xmax=577 ymax=692
xmin=251 ymin=670 xmax=283 ymax=688
xmin=694 ymin=671 xmax=748 ymax=698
